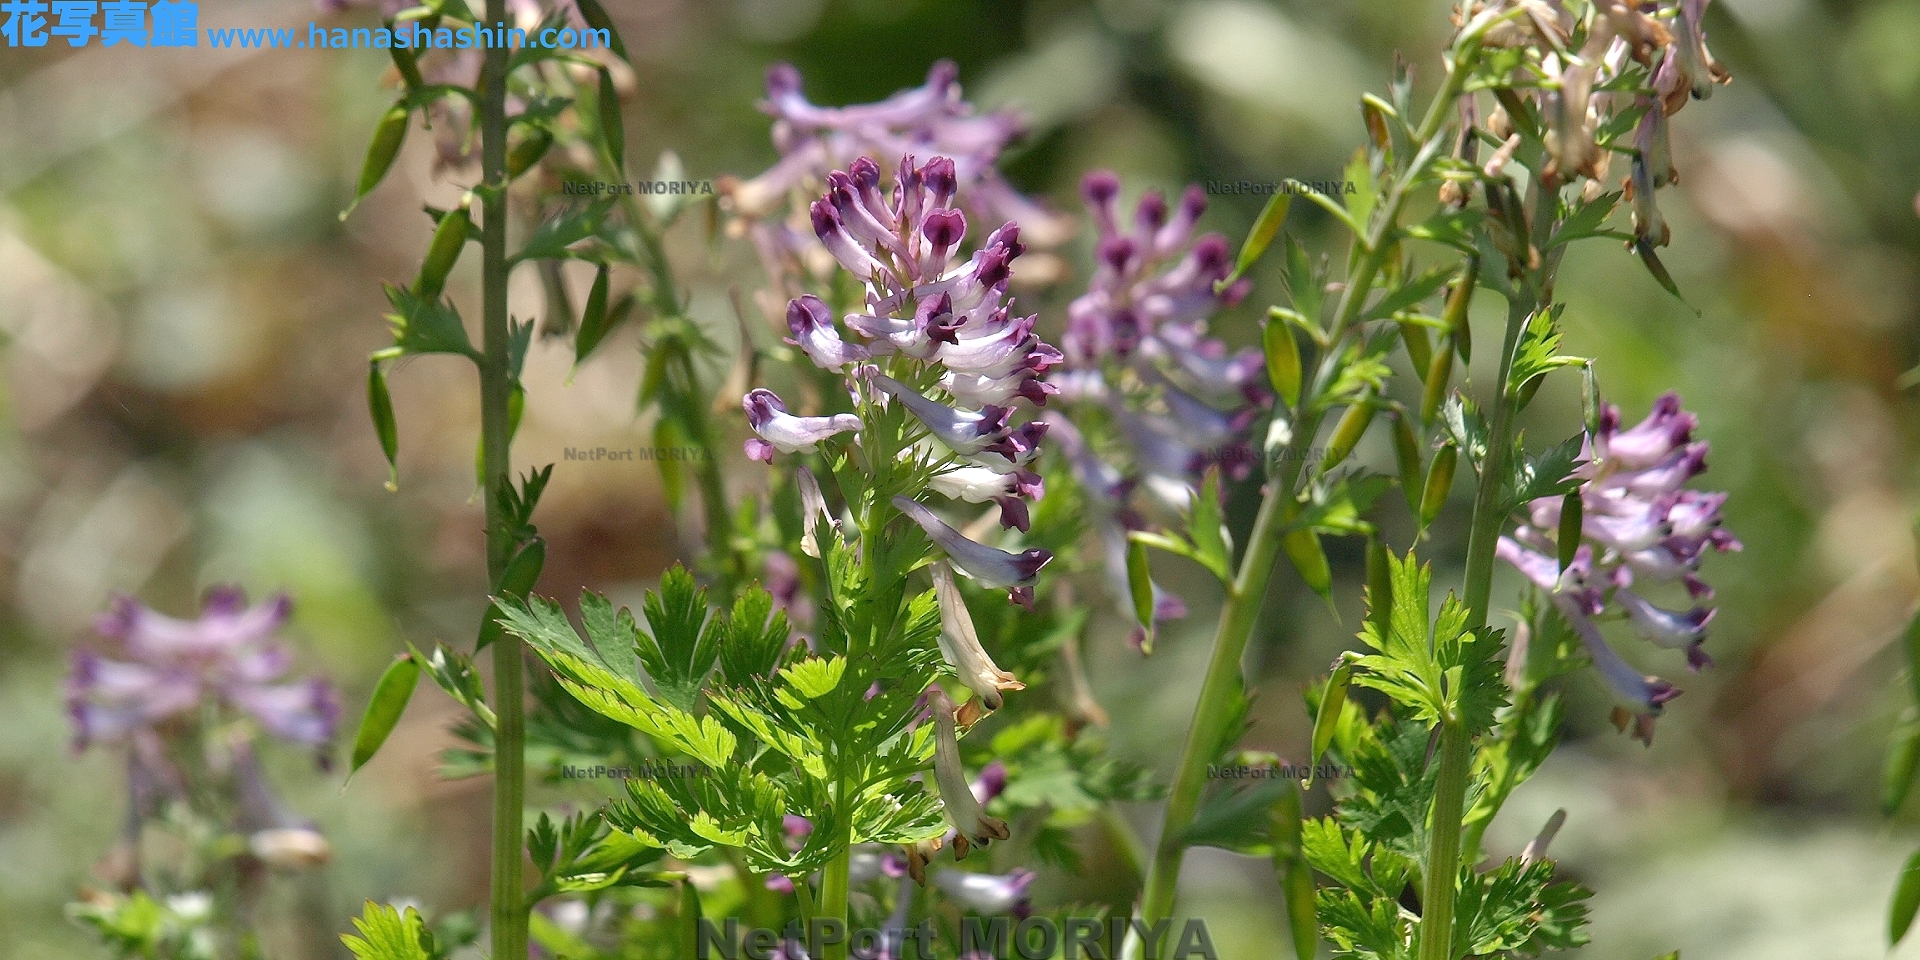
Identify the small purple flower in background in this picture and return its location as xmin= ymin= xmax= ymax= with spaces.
xmin=68 ymin=587 xmax=341 ymax=758
xmin=1046 ymin=171 xmax=1266 ymax=650
xmin=1498 ymin=392 xmax=1739 ymax=744
xmin=931 ymin=867 xmax=1037 ymax=917
xmin=722 ymin=60 xmax=1074 ymax=313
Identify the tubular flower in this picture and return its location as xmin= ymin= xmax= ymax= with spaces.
xmin=68 ymin=588 xmax=341 ymax=756
xmin=742 ymin=388 xmax=863 ymax=462
xmin=930 ymin=561 xmax=1026 ymax=710
xmin=894 ymin=496 xmax=1051 ymax=608
xmin=1498 ymin=392 xmax=1738 ymax=744
xmin=931 ymin=867 xmax=1037 ymax=917
xmin=928 ymin=686 xmax=1010 ymax=860
xmin=721 ymin=60 xmax=1073 ymax=305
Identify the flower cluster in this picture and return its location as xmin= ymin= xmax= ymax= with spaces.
xmin=1497 ymin=393 xmax=1739 ymax=742
xmin=1049 ymin=170 xmax=1266 ymax=650
xmin=68 ymin=587 xmax=340 ymax=755
xmin=67 ymin=588 xmax=338 ymax=877
xmin=722 ymin=62 xmax=1073 ymax=312
xmin=1479 ymin=0 xmax=1730 ymax=249
xmin=742 ymin=153 xmax=1058 ymax=600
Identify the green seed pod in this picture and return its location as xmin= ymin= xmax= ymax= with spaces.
xmin=1126 ymin=537 xmax=1157 ymax=655
xmin=506 ymin=128 xmax=553 ymax=179
xmin=1281 ymin=854 xmax=1319 ymax=960
xmin=413 ymin=206 xmax=469 ymax=299
xmin=1893 ymin=848 xmax=1920 ymax=946
xmin=1422 ymin=334 xmax=1454 ymax=425
xmin=1265 ymin=309 xmax=1303 ymax=409
xmin=1321 ymin=399 xmax=1376 ymax=472
xmin=597 ymin=67 xmax=624 ymax=170
xmin=1557 ymin=491 xmax=1584 ymax=573
xmin=1420 ymin=443 xmax=1458 ymax=528
xmin=1885 ymin=722 xmax=1920 ymax=817
xmin=1283 ymin=528 xmax=1332 ymax=598
xmin=1268 ymin=777 xmax=1303 ymax=863
xmin=572 ymin=264 xmax=613 ymax=364
xmin=478 ymin=537 xmax=546 ymax=651
xmin=1392 ymin=413 xmax=1423 ymax=514
xmin=368 ymin=360 xmax=399 ymax=491
xmin=1444 ymin=258 xmax=1477 ymax=363
xmin=1399 ymin=319 xmax=1432 ymax=374
xmin=349 ymin=653 xmax=419 ymax=776
xmin=1365 ymin=537 xmax=1392 ymax=638
xmin=350 ymin=103 xmax=410 ymax=213
xmin=1310 ymin=659 xmax=1352 ymax=774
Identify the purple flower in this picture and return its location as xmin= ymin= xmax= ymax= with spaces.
xmin=723 ymin=61 xmax=1072 ymax=279
xmin=69 ymin=588 xmax=340 ymax=755
xmin=927 ymin=465 xmax=1044 ymax=532
xmin=786 ymin=295 xmax=871 ymax=371
xmin=1499 ymin=393 xmax=1737 ymax=744
xmin=931 ymin=868 xmax=1037 ymax=917
xmin=742 ymin=388 xmax=863 ymax=462
xmin=893 ymin=496 xmax=1051 ymax=608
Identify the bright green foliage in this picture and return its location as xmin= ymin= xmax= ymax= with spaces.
xmin=341 ymin=902 xmax=437 ymax=960
xmin=1351 ymin=551 xmax=1505 ymax=733
xmin=499 ymin=562 xmax=951 ymax=876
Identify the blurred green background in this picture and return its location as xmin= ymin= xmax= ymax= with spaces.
xmin=3 ymin=0 xmax=1920 ymax=957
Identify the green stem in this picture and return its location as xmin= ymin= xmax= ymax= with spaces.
xmin=1416 ymin=721 xmax=1472 ymax=960
xmin=1129 ymin=36 xmax=1483 ymax=954
xmin=478 ymin=4 xmax=527 ymax=958
xmin=819 ymin=815 xmax=853 ymax=960
xmin=1416 ymin=163 xmax=1550 ymax=960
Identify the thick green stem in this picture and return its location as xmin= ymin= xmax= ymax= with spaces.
xmin=1416 ymin=722 xmax=1472 ymax=960
xmin=478 ymin=3 xmax=527 ymax=958
xmin=1130 ymin=39 xmax=1481 ymax=954
xmin=1416 ymin=164 xmax=1548 ymax=959
xmin=819 ymin=814 xmax=853 ymax=960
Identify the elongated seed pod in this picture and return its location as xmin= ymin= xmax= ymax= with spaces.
xmin=1399 ymin=319 xmax=1432 ymax=374
xmin=478 ymin=538 xmax=546 ymax=650
xmin=1265 ymin=309 xmax=1303 ymax=409
xmin=349 ymin=653 xmax=418 ymax=776
xmin=1365 ymin=537 xmax=1392 ymax=639
xmin=1422 ymin=334 xmax=1454 ymax=424
xmin=1310 ymin=659 xmax=1352 ymax=775
xmin=1283 ymin=528 xmax=1332 ymax=598
xmin=352 ymin=103 xmax=410 ymax=210
xmin=1557 ymin=491 xmax=1584 ymax=572
xmin=1444 ymin=258 xmax=1477 ymax=363
xmin=1321 ymin=400 xmax=1376 ymax=472
xmin=1392 ymin=413 xmax=1423 ymax=514
xmin=368 ymin=360 xmax=399 ymax=491
xmin=506 ymin=128 xmax=553 ymax=179
xmin=1885 ymin=722 xmax=1920 ymax=816
xmin=413 ymin=207 xmax=469 ymax=299
xmin=1420 ymin=444 xmax=1458 ymax=528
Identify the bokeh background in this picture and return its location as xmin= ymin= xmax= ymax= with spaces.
xmin=3 ymin=0 xmax=1919 ymax=957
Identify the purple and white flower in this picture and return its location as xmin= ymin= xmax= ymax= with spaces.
xmin=1498 ymin=392 xmax=1738 ymax=743
xmin=894 ymin=496 xmax=1051 ymax=608
xmin=742 ymin=388 xmax=864 ymax=462
xmin=68 ymin=588 xmax=340 ymax=756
